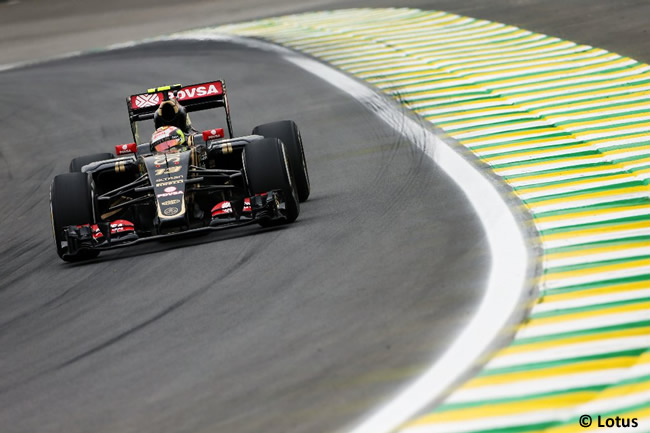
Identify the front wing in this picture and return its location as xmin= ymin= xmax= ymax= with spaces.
xmin=61 ymin=192 xmax=287 ymax=260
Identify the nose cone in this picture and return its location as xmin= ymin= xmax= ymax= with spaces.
xmin=142 ymin=150 xmax=192 ymax=233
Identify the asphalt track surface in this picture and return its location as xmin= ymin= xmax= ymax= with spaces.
xmin=1 ymin=1 xmax=649 ymax=433
xmin=0 ymin=41 xmax=489 ymax=433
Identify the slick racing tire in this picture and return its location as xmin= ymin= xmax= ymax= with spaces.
xmin=252 ymin=120 xmax=310 ymax=202
xmin=244 ymin=137 xmax=299 ymax=226
xmin=50 ymin=172 xmax=100 ymax=261
xmin=69 ymin=152 xmax=115 ymax=172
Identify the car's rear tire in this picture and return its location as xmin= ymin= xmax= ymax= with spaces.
xmin=50 ymin=172 xmax=100 ymax=261
xmin=252 ymin=120 xmax=310 ymax=202
xmin=69 ymin=152 xmax=114 ymax=172
xmin=244 ymin=137 xmax=299 ymax=226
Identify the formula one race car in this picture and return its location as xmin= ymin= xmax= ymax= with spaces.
xmin=50 ymin=81 xmax=310 ymax=261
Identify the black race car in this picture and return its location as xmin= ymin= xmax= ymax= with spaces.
xmin=50 ymin=81 xmax=310 ymax=261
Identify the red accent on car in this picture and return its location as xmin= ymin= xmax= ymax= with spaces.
xmin=211 ymin=201 xmax=233 ymax=217
xmin=130 ymin=92 xmax=162 ymax=110
xmin=115 ymin=142 xmax=137 ymax=155
xmin=75 ymin=223 xmax=104 ymax=240
xmin=202 ymin=128 xmax=225 ymax=141
xmin=91 ymin=224 xmax=103 ymax=240
xmin=243 ymin=198 xmax=251 ymax=213
xmin=176 ymin=81 xmax=223 ymax=102
xmin=110 ymin=220 xmax=135 ymax=234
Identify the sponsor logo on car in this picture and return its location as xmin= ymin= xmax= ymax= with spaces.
xmin=134 ymin=93 xmax=160 ymax=108
xmin=202 ymin=128 xmax=225 ymax=141
xmin=116 ymin=142 xmax=137 ymax=155
xmin=157 ymin=191 xmax=183 ymax=198
xmin=157 ymin=179 xmax=184 ymax=187
xmin=109 ymin=220 xmax=135 ymax=233
xmin=163 ymin=207 xmax=180 ymax=216
xmin=156 ymin=175 xmax=184 ymax=187
xmin=162 ymin=199 xmax=181 ymax=206
xmin=176 ymin=83 xmax=221 ymax=100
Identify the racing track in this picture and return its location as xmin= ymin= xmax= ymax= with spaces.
xmin=0 ymin=41 xmax=490 ymax=433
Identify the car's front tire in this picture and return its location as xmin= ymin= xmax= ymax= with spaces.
xmin=50 ymin=172 xmax=100 ymax=261
xmin=252 ymin=120 xmax=310 ymax=202
xmin=244 ymin=137 xmax=299 ymax=226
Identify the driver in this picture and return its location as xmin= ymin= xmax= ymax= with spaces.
xmin=154 ymin=98 xmax=192 ymax=133
xmin=150 ymin=126 xmax=188 ymax=153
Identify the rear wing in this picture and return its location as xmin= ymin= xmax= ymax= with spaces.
xmin=126 ymin=80 xmax=234 ymax=143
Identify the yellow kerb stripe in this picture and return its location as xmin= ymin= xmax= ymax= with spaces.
xmin=483 ymin=144 xmax=593 ymax=165
xmin=543 ymin=257 xmax=650 ymax=283
xmin=496 ymin=326 xmax=650 ymax=356
xmin=529 ymin=185 xmax=649 ymax=208
xmin=545 ymin=240 xmax=650 ymax=261
xmin=541 ymin=220 xmax=650 ymax=243
xmin=540 ymin=280 xmax=650 ymax=304
xmin=406 ymin=391 xmax=596 ymax=425
xmin=535 ymin=203 xmax=650 ymax=225
xmin=462 ymin=356 xmax=639 ymax=388
xmin=520 ymin=173 xmax=638 ymax=196
xmin=509 ymin=164 xmax=624 ymax=185
xmin=521 ymin=300 xmax=650 ymax=328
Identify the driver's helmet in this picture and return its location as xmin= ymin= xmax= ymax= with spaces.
xmin=150 ymin=126 xmax=187 ymax=153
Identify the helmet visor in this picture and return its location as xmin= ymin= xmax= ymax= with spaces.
xmin=153 ymin=137 xmax=183 ymax=152
xmin=151 ymin=128 xmax=186 ymax=153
